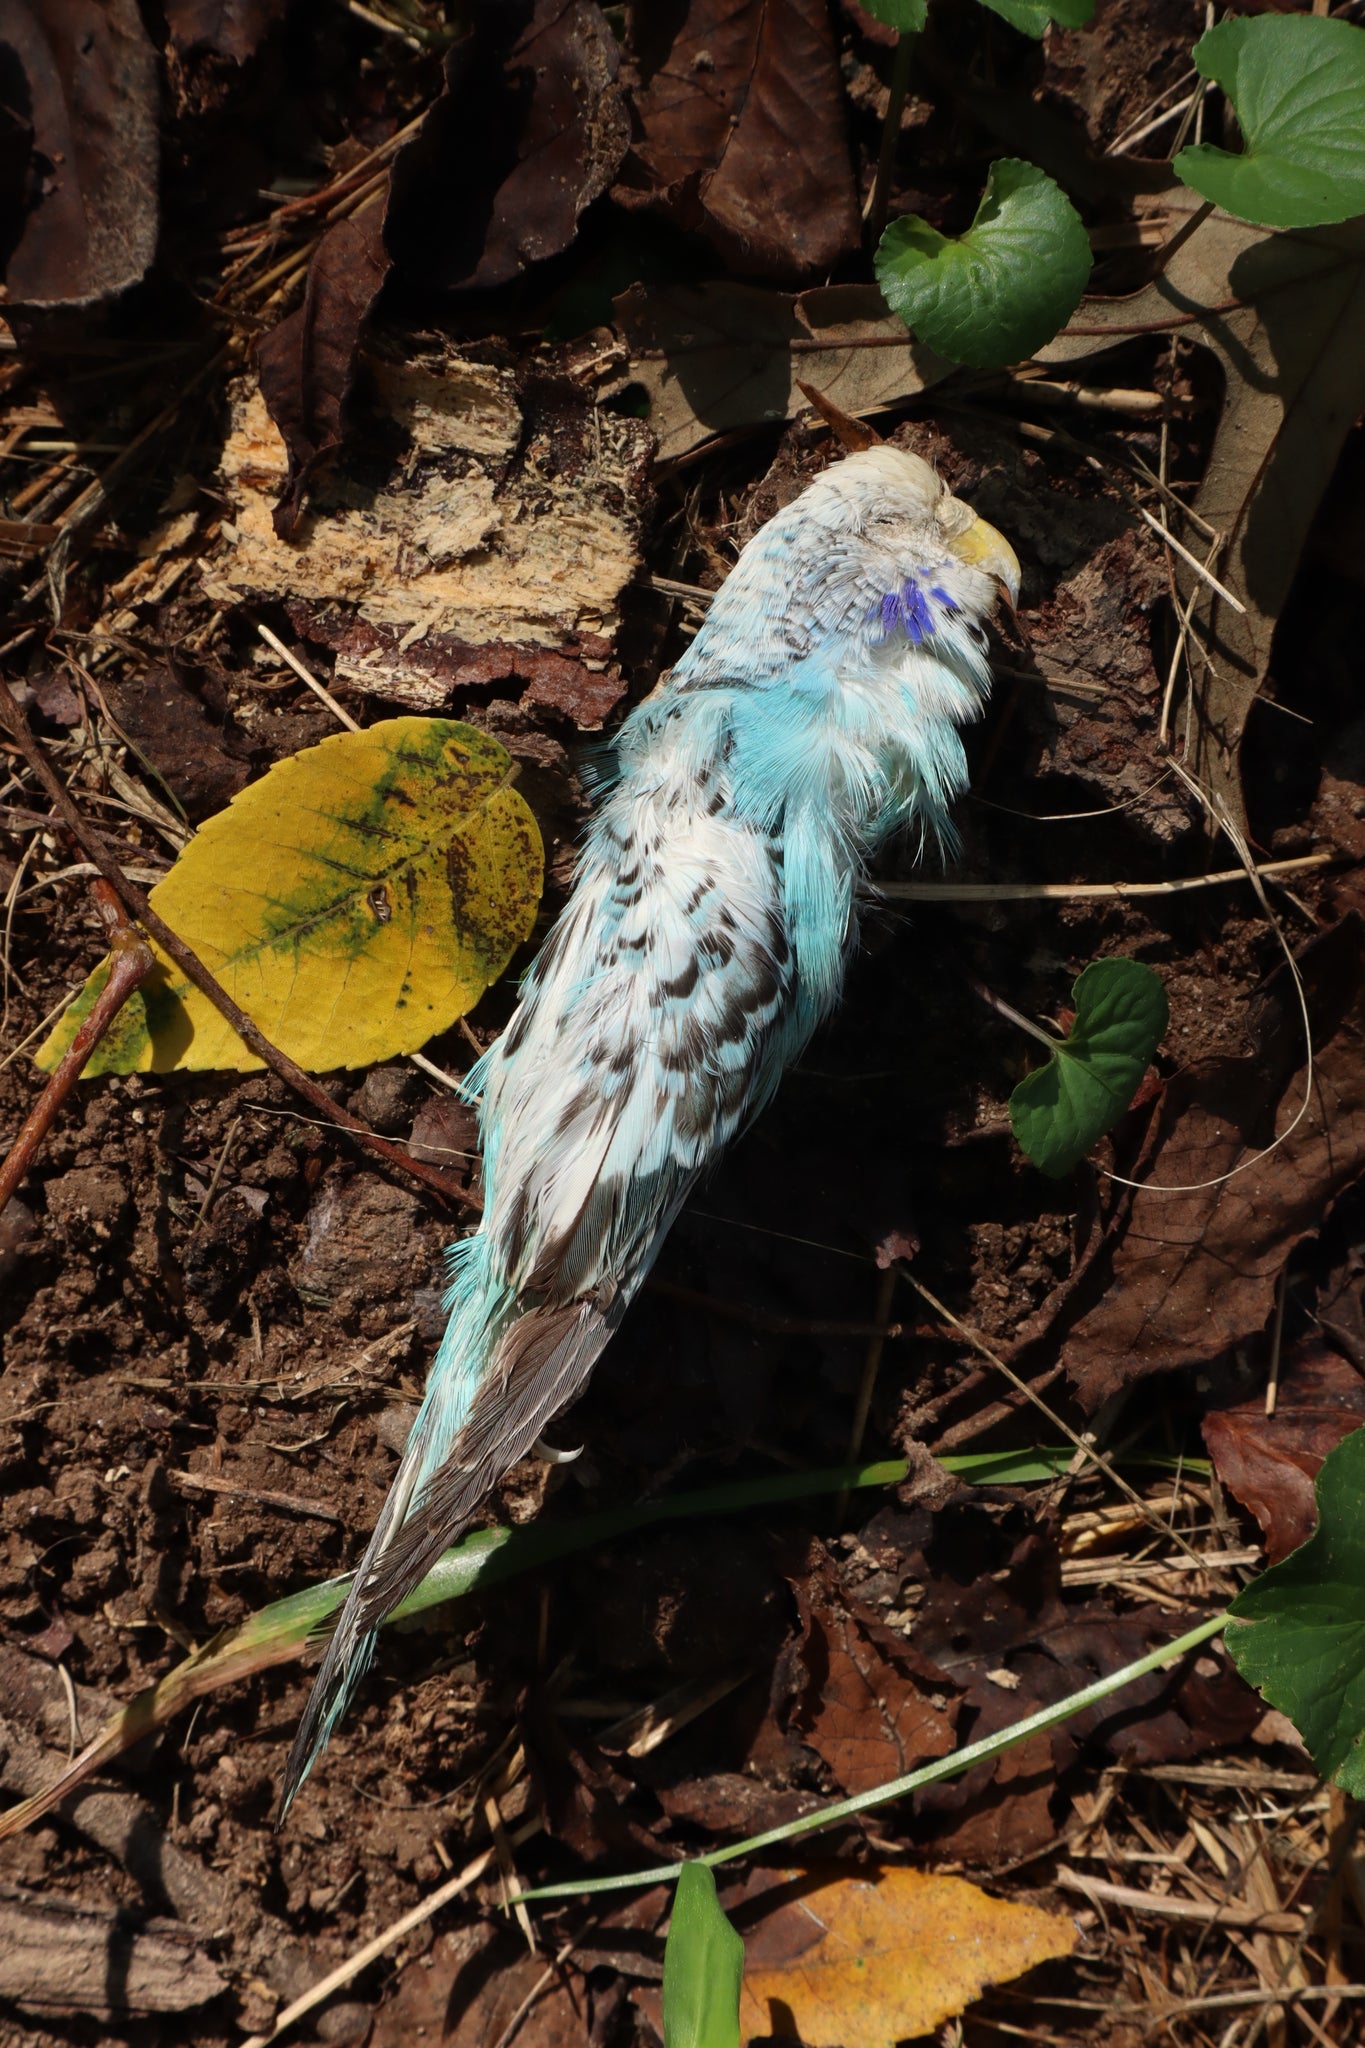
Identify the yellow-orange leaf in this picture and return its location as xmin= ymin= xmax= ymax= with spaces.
xmin=35 ymin=718 xmax=542 ymax=1076
xmin=737 ymin=1866 xmax=1076 ymax=2046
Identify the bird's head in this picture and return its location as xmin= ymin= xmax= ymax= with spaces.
xmin=810 ymin=443 xmax=1021 ymax=623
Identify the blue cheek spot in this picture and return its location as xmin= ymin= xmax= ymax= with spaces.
xmin=876 ymin=574 xmax=938 ymax=645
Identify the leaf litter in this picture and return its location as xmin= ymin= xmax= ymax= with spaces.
xmin=1 ymin=2 xmax=1365 ymax=2044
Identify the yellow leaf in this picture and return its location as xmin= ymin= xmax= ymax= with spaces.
xmin=737 ymin=1866 xmax=1077 ymax=2047
xmin=36 ymin=718 xmax=543 ymax=1076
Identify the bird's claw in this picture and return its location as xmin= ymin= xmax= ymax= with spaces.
xmin=533 ymin=1436 xmax=584 ymax=1464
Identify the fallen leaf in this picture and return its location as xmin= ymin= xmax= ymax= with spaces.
xmin=1043 ymin=194 xmax=1365 ymax=829
xmin=370 ymin=1927 xmax=583 ymax=2048
xmin=205 ymin=340 xmax=652 ymax=699
xmin=385 ymin=0 xmax=629 ymax=293
xmin=35 ymin=717 xmax=543 ymax=1075
xmin=255 ymin=1 xmax=627 ymax=530
xmin=1205 ymin=1340 xmax=1365 ymax=1565
xmin=256 ymin=206 xmax=391 ymax=539
xmin=786 ymin=1547 xmax=958 ymax=1797
xmin=1059 ymin=914 xmax=1365 ymax=1409
xmin=615 ymin=280 xmax=950 ymax=462
xmin=0 ymin=0 xmax=159 ymax=309
xmin=734 ymin=1866 xmax=1076 ymax=2048
xmin=407 ymin=1093 xmax=478 ymax=1174
xmin=618 ymin=0 xmax=859 ymax=278
xmin=1226 ymin=1424 xmax=1365 ymax=1795
xmin=860 ymin=1511 xmax=1258 ymax=1862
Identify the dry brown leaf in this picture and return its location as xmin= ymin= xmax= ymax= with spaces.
xmin=1204 ymin=1340 xmax=1365 ymax=1565
xmin=386 ymin=0 xmax=629 ymax=295
xmin=787 ymin=1550 xmax=957 ymax=1796
xmin=255 ymin=206 xmax=391 ymax=540
xmin=619 ymin=0 xmax=859 ymax=278
xmin=735 ymin=1866 xmax=1076 ymax=2047
xmin=616 ymin=280 xmax=950 ymax=462
xmin=1060 ymin=915 xmax=1365 ymax=1409
xmin=0 ymin=0 xmax=159 ymax=309
xmin=1043 ymin=194 xmax=1365 ymax=830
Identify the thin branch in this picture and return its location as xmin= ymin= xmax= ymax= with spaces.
xmin=0 ymin=880 xmax=152 ymax=1210
xmin=864 ymin=30 xmax=916 ymax=244
xmin=1138 ymin=503 xmax=1246 ymax=613
xmin=255 ymin=622 xmax=360 ymax=731
xmin=0 ymin=677 xmax=471 ymax=1212
xmin=900 ymin=1272 xmax=1207 ymax=1569
xmin=879 ymin=853 xmax=1330 ymax=903
xmin=1148 ymin=196 xmax=1215 ymax=279
xmin=240 ymin=1822 xmax=543 ymax=2048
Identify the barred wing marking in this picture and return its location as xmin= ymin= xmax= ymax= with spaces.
xmin=480 ymin=765 xmax=792 ymax=1303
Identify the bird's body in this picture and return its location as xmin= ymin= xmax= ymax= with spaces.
xmin=280 ymin=445 xmax=1019 ymax=1814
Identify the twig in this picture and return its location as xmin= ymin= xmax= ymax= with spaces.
xmin=485 ymin=1791 xmax=537 ymax=1953
xmin=965 ymin=971 xmax=1063 ymax=1055
xmin=864 ymin=30 xmax=916 ymax=244
xmin=899 ymin=1272 xmax=1207 ymax=1569
xmin=169 ymin=1470 xmax=344 ymax=1527
xmin=1135 ymin=1987 xmax=1365 ymax=2020
xmin=57 ymin=347 xmax=234 ymax=536
xmin=1266 ymin=1267 xmax=1288 ymax=1418
xmin=879 ymin=854 xmax=1330 ymax=903
xmin=0 ymin=675 xmax=471 ymax=1213
xmin=0 ymin=880 xmax=153 ymax=1211
xmin=836 ymin=1265 xmax=899 ymax=1523
xmin=1055 ymin=1866 xmax=1303 ymax=1935
xmin=240 ymin=1820 xmax=543 ymax=2048
xmin=193 ymin=1115 xmax=242 ymax=1227
xmin=1147 ymin=197 xmax=1215 ymax=279
xmin=1109 ymin=89 xmax=1198 ymax=157
xmin=255 ymin=622 xmax=360 ymax=731
xmin=490 ymin=1942 xmax=576 ymax=2048
xmin=410 ymin=1050 xmax=465 ymax=1093
xmin=1138 ymin=504 xmax=1246 ymax=613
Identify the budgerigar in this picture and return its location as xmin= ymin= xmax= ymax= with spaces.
xmin=279 ymin=445 xmax=1019 ymax=1815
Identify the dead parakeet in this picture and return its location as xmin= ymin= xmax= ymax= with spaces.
xmin=280 ymin=444 xmax=1020 ymax=1814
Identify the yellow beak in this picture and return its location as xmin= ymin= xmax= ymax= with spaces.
xmin=949 ymin=514 xmax=1021 ymax=608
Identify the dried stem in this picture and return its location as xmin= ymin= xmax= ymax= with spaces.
xmin=1148 ymin=197 xmax=1214 ymax=280
xmin=0 ymin=676 xmax=471 ymax=1212
xmin=0 ymin=880 xmax=153 ymax=1210
xmin=864 ymin=31 xmax=916 ymax=245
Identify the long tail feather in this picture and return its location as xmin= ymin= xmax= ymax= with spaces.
xmin=277 ymin=1282 xmax=622 ymax=1819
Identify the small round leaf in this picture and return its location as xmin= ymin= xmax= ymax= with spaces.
xmin=1175 ymin=15 xmax=1365 ymax=230
xmin=976 ymin=0 xmax=1094 ymax=38
xmin=859 ymin=0 xmax=927 ymax=30
xmin=1008 ymin=958 xmax=1169 ymax=1178
xmin=874 ymin=159 xmax=1092 ymax=369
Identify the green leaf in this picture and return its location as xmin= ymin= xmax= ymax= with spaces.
xmin=860 ymin=0 xmax=927 ymax=29
xmin=1175 ymin=15 xmax=1365 ymax=230
xmin=1226 ymin=1426 xmax=1365 ymax=1794
xmin=976 ymin=0 xmax=1094 ymax=38
xmin=1008 ymin=958 xmax=1168 ymax=1177
xmin=663 ymin=1863 xmax=744 ymax=2048
xmin=874 ymin=159 xmax=1092 ymax=369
